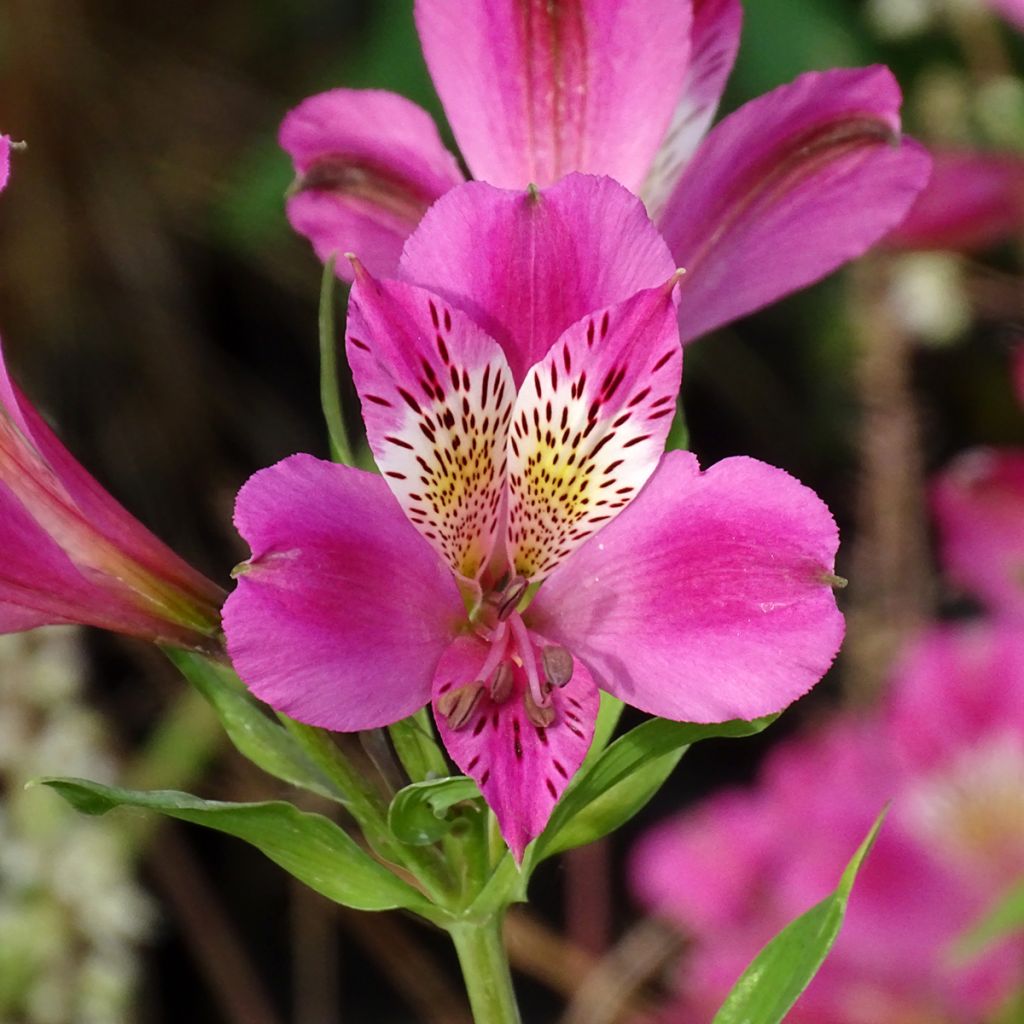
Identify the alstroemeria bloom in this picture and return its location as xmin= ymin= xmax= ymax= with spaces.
xmin=0 ymin=136 xmax=223 ymax=648
xmin=282 ymin=0 xmax=930 ymax=346
xmin=632 ymin=623 xmax=1024 ymax=1024
xmin=223 ymin=175 xmax=844 ymax=858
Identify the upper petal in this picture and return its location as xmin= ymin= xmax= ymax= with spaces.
xmin=414 ymin=0 xmax=692 ymax=191
xmin=346 ymin=271 xmax=516 ymax=580
xmin=506 ymin=282 xmax=682 ymax=579
xmin=640 ymin=0 xmax=743 ymax=217
xmin=658 ymin=66 xmax=932 ymax=344
xmin=399 ymin=175 xmax=675 ymax=384
xmin=886 ymin=151 xmax=1024 ymax=252
xmin=223 ymin=454 xmax=465 ymax=730
xmin=529 ymin=451 xmax=845 ymax=722
xmin=281 ymin=89 xmax=465 ymax=280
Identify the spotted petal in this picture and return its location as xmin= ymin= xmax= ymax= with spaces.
xmin=347 ymin=271 xmax=516 ymax=580
xmin=506 ymin=283 xmax=682 ymax=579
xmin=432 ymin=633 xmax=598 ymax=861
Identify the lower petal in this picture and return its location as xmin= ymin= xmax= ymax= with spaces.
xmin=223 ymin=454 xmax=464 ymax=730
xmin=432 ymin=633 xmax=598 ymax=861
xmin=529 ymin=451 xmax=845 ymax=722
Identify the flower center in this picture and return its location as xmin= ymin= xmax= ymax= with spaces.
xmin=437 ymin=580 xmax=575 ymax=733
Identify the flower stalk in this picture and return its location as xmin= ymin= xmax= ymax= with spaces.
xmin=448 ymin=917 xmax=522 ymax=1024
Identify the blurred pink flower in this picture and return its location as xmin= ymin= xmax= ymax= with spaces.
xmin=0 ymin=142 xmax=224 ymax=648
xmin=887 ymin=151 xmax=1024 ymax=252
xmin=989 ymin=0 xmax=1024 ymax=31
xmin=631 ymin=622 xmax=1024 ymax=1024
xmin=933 ymin=449 xmax=1024 ymax=621
xmin=280 ymin=0 xmax=930 ymax=345
xmin=223 ymin=175 xmax=845 ymax=859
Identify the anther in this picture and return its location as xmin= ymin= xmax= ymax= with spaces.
xmin=497 ymin=575 xmax=529 ymax=620
xmin=523 ymin=687 xmax=555 ymax=728
xmin=488 ymin=663 xmax=515 ymax=704
xmin=437 ymin=683 xmax=484 ymax=730
xmin=542 ymin=646 xmax=574 ymax=688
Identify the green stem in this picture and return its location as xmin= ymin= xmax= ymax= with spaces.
xmin=448 ymin=917 xmax=521 ymax=1024
xmin=319 ymin=257 xmax=355 ymax=466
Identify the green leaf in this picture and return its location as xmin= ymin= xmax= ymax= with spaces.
xmin=165 ymin=649 xmax=339 ymax=801
xmin=953 ymin=876 xmax=1024 ymax=964
xmin=389 ymin=777 xmax=482 ymax=846
xmin=711 ymin=809 xmax=887 ymax=1024
xmin=39 ymin=777 xmax=437 ymax=917
xmin=531 ymin=715 xmax=775 ymax=864
xmin=389 ymin=708 xmax=450 ymax=783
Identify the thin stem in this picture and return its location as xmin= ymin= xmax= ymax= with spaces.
xmin=448 ymin=917 xmax=522 ymax=1024
xmin=319 ymin=256 xmax=355 ymax=466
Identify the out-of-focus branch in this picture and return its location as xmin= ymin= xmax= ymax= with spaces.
xmin=558 ymin=918 xmax=684 ymax=1024
xmin=844 ymin=258 xmax=934 ymax=703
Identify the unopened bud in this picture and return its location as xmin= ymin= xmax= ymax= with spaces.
xmin=437 ymin=683 xmax=484 ymax=730
xmin=542 ymin=645 xmax=574 ymax=688
xmin=488 ymin=663 xmax=514 ymax=703
xmin=497 ymin=575 xmax=529 ymax=620
xmin=523 ymin=687 xmax=555 ymax=728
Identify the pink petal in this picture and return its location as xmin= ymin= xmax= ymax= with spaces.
xmin=641 ymin=0 xmax=743 ymax=217
xmin=414 ymin=0 xmax=692 ymax=192
xmin=431 ymin=633 xmax=598 ymax=861
xmin=506 ymin=283 xmax=682 ymax=579
xmin=658 ymin=66 xmax=932 ymax=344
xmin=886 ymin=151 xmax=1024 ymax=252
xmin=989 ymin=0 xmax=1024 ymax=30
xmin=932 ymin=449 xmax=1024 ymax=619
xmin=346 ymin=271 xmax=516 ymax=580
xmin=223 ymin=454 xmax=464 ymax=730
xmin=528 ymin=451 xmax=844 ymax=722
xmin=280 ymin=89 xmax=465 ymax=280
xmin=0 ymin=135 xmax=10 ymax=193
xmin=0 ymin=340 xmax=222 ymax=641
xmin=399 ymin=175 xmax=676 ymax=383
xmin=886 ymin=623 xmax=1024 ymax=773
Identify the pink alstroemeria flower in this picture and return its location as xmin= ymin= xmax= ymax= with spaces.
xmin=888 ymin=151 xmax=1024 ymax=252
xmin=281 ymin=0 xmax=930 ymax=346
xmin=631 ymin=622 xmax=1024 ymax=1024
xmin=223 ymin=175 xmax=845 ymax=859
xmin=0 ymin=136 xmax=223 ymax=648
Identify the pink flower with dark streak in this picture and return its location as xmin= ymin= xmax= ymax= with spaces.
xmin=223 ymin=175 xmax=845 ymax=859
xmin=281 ymin=0 xmax=930 ymax=345
xmin=887 ymin=151 xmax=1024 ymax=252
xmin=0 ymin=138 xmax=223 ymax=648
xmin=632 ymin=622 xmax=1024 ymax=1024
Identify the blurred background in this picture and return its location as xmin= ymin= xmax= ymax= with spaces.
xmin=0 ymin=1 xmax=1023 ymax=1021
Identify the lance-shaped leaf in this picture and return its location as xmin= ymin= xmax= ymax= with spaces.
xmin=711 ymin=810 xmax=887 ymax=1024
xmin=165 ymin=648 xmax=339 ymax=801
xmin=531 ymin=715 xmax=775 ymax=864
xmin=39 ymin=778 xmax=437 ymax=917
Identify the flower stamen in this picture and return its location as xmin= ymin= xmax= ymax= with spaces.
xmin=437 ymin=683 xmax=485 ymax=730
xmin=542 ymin=645 xmax=574 ymax=688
